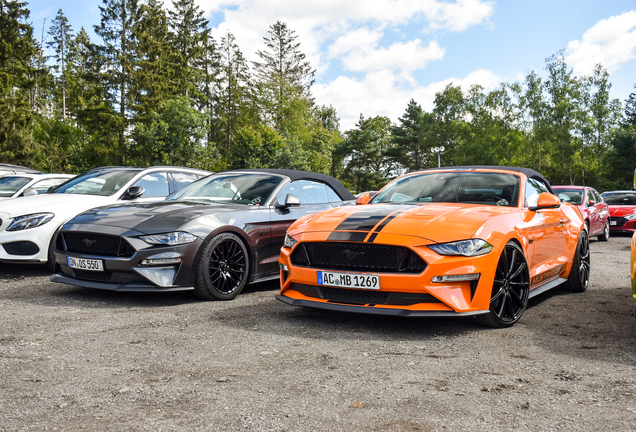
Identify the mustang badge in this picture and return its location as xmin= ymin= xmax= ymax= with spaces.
xmin=341 ymin=249 xmax=364 ymax=261
xmin=83 ymin=238 xmax=97 ymax=248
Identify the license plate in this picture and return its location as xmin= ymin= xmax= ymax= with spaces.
xmin=317 ymin=271 xmax=380 ymax=290
xmin=67 ymin=256 xmax=104 ymax=271
xmin=610 ymin=220 xmax=617 ymax=226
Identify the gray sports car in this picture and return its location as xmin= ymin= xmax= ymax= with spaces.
xmin=51 ymin=169 xmax=355 ymax=300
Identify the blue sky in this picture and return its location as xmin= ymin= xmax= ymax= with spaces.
xmin=26 ymin=0 xmax=636 ymax=130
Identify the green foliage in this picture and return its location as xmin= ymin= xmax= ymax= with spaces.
xmin=602 ymin=127 xmax=636 ymax=191
xmin=133 ymin=97 xmax=207 ymax=168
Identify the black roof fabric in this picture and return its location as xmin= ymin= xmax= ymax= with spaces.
xmin=419 ymin=165 xmax=553 ymax=193
xmin=222 ymin=169 xmax=355 ymax=200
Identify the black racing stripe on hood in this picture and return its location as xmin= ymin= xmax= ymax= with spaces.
xmin=371 ymin=207 xmax=411 ymax=234
xmin=326 ymin=232 xmax=368 ymax=242
xmin=332 ymin=209 xmax=396 ymax=232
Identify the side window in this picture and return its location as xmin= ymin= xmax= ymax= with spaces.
xmin=170 ymin=172 xmax=199 ymax=193
xmin=278 ymin=180 xmax=329 ymax=205
xmin=133 ymin=172 xmax=169 ymax=197
xmin=29 ymin=178 xmax=68 ymax=194
xmin=587 ymin=189 xmax=595 ymax=205
xmin=326 ymin=184 xmax=341 ymax=202
xmin=524 ymin=178 xmax=549 ymax=208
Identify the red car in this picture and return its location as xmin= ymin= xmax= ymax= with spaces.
xmin=553 ymin=186 xmax=610 ymax=241
xmin=600 ymin=191 xmax=636 ymax=234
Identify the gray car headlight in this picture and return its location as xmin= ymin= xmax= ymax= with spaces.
xmin=429 ymin=239 xmax=493 ymax=257
xmin=140 ymin=232 xmax=198 ymax=246
xmin=283 ymin=233 xmax=298 ymax=249
xmin=6 ymin=213 xmax=55 ymax=231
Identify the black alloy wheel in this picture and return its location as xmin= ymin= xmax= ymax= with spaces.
xmin=194 ymin=232 xmax=249 ymax=300
xmin=566 ymin=230 xmax=590 ymax=293
xmin=598 ymin=219 xmax=610 ymax=242
xmin=476 ymin=241 xmax=530 ymax=328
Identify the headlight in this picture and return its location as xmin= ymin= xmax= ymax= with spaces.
xmin=625 ymin=213 xmax=636 ymax=221
xmin=283 ymin=233 xmax=298 ymax=249
xmin=6 ymin=213 xmax=55 ymax=231
xmin=140 ymin=232 xmax=198 ymax=245
xmin=429 ymin=239 xmax=493 ymax=257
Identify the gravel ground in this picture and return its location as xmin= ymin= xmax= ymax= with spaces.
xmin=1 ymin=235 xmax=635 ymax=432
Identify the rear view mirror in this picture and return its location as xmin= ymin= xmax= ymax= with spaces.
xmin=122 ymin=185 xmax=145 ymax=200
xmin=277 ymin=194 xmax=301 ymax=208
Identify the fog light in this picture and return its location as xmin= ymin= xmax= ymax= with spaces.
xmin=140 ymin=258 xmax=182 ymax=266
xmin=432 ymin=273 xmax=480 ymax=283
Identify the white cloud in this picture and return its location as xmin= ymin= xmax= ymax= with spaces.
xmin=565 ymin=10 xmax=636 ymax=75
xmin=314 ymin=69 xmax=502 ymax=131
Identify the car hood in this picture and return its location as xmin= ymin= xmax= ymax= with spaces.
xmin=608 ymin=205 xmax=636 ymax=217
xmin=0 ymin=194 xmax=111 ymax=218
xmin=299 ymin=203 xmax=517 ymax=243
xmin=68 ymin=200 xmax=259 ymax=233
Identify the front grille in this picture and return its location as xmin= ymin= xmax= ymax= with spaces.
xmin=2 ymin=241 xmax=40 ymax=256
xmin=610 ymin=217 xmax=628 ymax=226
xmin=320 ymin=286 xmax=389 ymax=305
xmin=291 ymin=242 xmax=426 ymax=273
xmin=73 ymin=269 xmax=113 ymax=282
xmin=61 ymin=232 xmax=135 ymax=257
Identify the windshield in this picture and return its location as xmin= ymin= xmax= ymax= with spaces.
xmin=52 ymin=169 xmax=139 ymax=196
xmin=0 ymin=176 xmax=31 ymax=197
xmin=553 ymin=188 xmax=584 ymax=205
xmin=371 ymin=172 xmax=521 ymax=207
xmin=168 ymin=173 xmax=283 ymax=205
xmin=601 ymin=192 xmax=636 ymax=205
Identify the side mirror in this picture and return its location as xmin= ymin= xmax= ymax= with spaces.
xmin=122 ymin=185 xmax=145 ymax=200
xmin=588 ymin=200 xmax=596 ymax=206
xmin=277 ymin=193 xmax=301 ymax=208
xmin=356 ymin=193 xmax=371 ymax=205
xmin=22 ymin=188 xmax=38 ymax=197
xmin=529 ymin=192 xmax=561 ymax=211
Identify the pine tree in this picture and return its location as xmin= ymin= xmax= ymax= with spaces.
xmin=131 ymin=0 xmax=176 ymax=125
xmin=622 ymin=84 xmax=636 ymax=127
xmin=252 ymin=21 xmax=315 ymax=134
xmin=168 ymin=0 xmax=209 ymax=103
xmin=214 ymin=31 xmax=251 ymax=155
xmin=94 ymin=0 xmax=140 ymax=164
xmin=46 ymin=9 xmax=73 ymax=119
xmin=0 ymin=0 xmax=39 ymax=164
xmin=389 ymin=99 xmax=427 ymax=171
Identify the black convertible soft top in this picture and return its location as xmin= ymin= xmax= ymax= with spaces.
xmin=419 ymin=165 xmax=553 ymax=193
xmin=222 ymin=169 xmax=355 ymax=200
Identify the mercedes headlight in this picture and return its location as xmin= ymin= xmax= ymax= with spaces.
xmin=283 ymin=233 xmax=298 ymax=249
xmin=140 ymin=232 xmax=198 ymax=245
xmin=429 ymin=239 xmax=493 ymax=257
xmin=6 ymin=213 xmax=55 ymax=231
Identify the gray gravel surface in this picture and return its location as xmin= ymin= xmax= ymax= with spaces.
xmin=1 ymin=236 xmax=635 ymax=431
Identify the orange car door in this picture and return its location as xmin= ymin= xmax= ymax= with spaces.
xmin=524 ymin=179 xmax=568 ymax=278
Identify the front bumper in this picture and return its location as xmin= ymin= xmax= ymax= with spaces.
xmin=277 ymin=234 xmax=500 ymax=316
xmin=52 ymin=224 xmax=203 ymax=292
xmin=0 ymin=213 xmax=57 ymax=263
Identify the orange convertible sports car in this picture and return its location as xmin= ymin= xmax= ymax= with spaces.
xmin=277 ymin=166 xmax=589 ymax=327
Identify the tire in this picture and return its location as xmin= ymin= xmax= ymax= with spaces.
xmin=566 ymin=230 xmax=590 ymax=293
xmin=47 ymin=227 xmax=62 ymax=272
xmin=194 ymin=232 xmax=249 ymax=301
xmin=597 ymin=219 xmax=610 ymax=242
xmin=475 ymin=241 xmax=530 ymax=328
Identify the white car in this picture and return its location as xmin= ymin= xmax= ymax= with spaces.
xmin=0 ymin=173 xmax=75 ymax=200
xmin=0 ymin=166 xmax=210 ymax=269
